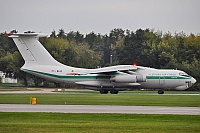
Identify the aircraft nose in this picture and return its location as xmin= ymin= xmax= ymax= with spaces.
xmin=191 ymin=77 xmax=196 ymax=84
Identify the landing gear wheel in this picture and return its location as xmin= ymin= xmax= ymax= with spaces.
xmin=100 ymin=89 xmax=108 ymax=94
xmin=158 ymin=90 xmax=164 ymax=94
xmin=110 ymin=89 xmax=118 ymax=94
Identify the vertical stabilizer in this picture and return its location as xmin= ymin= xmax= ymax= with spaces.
xmin=9 ymin=33 xmax=62 ymax=66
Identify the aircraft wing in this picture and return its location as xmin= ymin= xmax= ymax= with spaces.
xmin=89 ymin=65 xmax=137 ymax=74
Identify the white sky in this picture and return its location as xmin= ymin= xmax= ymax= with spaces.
xmin=0 ymin=0 xmax=199 ymax=35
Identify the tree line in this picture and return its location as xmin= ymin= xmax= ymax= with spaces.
xmin=0 ymin=28 xmax=199 ymax=89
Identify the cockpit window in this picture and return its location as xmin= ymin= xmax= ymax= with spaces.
xmin=179 ymin=72 xmax=191 ymax=77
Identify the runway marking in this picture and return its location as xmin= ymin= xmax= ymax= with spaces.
xmin=0 ymin=104 xmax=199 ymax=115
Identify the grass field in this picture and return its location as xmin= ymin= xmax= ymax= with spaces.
xmin=0 ymin=88 xmax=199 ymax=132
xmin=0 ymin=113 xmax=199 ymax=133
xmin=0 ymin=91 xmax=199 ymax=107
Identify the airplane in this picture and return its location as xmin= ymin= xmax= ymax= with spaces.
xmin=9 ymin=33 xmax=196 ymax=94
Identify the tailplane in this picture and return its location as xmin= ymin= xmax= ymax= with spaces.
xmin=9 ymin=33 xmax=62 ymax=66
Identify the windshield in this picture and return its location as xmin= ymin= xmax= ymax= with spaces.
xmin=179 ymin=72 xmax=191 ymax=77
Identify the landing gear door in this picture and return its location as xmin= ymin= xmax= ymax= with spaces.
xmin=159 ymin=76 xmax=165 ymax=86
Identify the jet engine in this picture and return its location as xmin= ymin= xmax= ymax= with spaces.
xmin=110 ymin=74 xmax=146 ymax=83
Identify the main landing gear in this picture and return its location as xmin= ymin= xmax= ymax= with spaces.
xmin=99 ymin=89 xmax=118 ymax=94
xmin=110 ymin=89 xmax=119 ymax=94
xmin=158 ymin=90 xmax=164 ymax=94
xmin=100 ymin=89 xmax=108 ymax=94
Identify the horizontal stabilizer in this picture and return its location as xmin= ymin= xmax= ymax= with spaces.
xmin=9 ymin=33 xmax=47 ymax=38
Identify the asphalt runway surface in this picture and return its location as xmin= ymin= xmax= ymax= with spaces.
xmin=0 ymin=90 xmax=199 ymax=95
xmin=0 ymin=89 xmax=56 ymax=94
xmin=0 ymin=104 xmax=199 ymax=115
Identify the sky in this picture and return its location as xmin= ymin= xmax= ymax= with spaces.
xmin=0 ymin=0 xmax=199 ymax=35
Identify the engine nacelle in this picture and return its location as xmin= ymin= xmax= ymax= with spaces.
xmin=110 ymin=75 xmax=146 ymax=83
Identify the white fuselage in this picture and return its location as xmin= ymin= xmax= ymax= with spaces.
xmin=21 ymin=64 xmax=196 ymax=91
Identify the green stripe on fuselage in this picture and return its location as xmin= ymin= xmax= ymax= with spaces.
xmin=146 ymin=76 xmax=190 ymax=79
xmin=21 ymin=68 xmax=190 ymax=80
xmin=21 ymin=68 xmax=110 ymax=79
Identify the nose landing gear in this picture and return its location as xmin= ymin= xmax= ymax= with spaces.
xmin=185 ymin=81 xmax=192 ymax=87
xmin=158 ymin=90 xmax=164 ymax=94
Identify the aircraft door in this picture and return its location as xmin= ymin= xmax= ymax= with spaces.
xmin=159 ymin=76 xmax=165 ymax=86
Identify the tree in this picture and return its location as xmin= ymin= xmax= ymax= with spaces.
xmin=0 ymin=51 xmax=28 ymax=85
xmin=66 ymin=31 xmax=76 ymax=42
xmin=50 ymin=30 xmax=56 ymax=38
xmin=117 ymin=29 xmax=150 ymax=65
xmin=85 ymin=32 xmax=96 ymax=49
xmin=74 ymin=31 xmax=84 ymax=44
xmin=74 ymin=44 xmax=100 ymax=68
xmin=57 ymin=29 xmax=66 ymax=39
xmin=0 ymin=33 xmax=17 ymax=54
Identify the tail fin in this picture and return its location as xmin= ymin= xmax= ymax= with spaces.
xmin=9 ymin=33 xmax=62 ymax=66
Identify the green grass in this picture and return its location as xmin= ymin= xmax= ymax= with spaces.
xmin=0 ymin=93 xmax=199 ymax=107
xmin=0 ymin=90 xmax=199 ymax=132
xmin=0 ymin=113 xmax=199 ymax=133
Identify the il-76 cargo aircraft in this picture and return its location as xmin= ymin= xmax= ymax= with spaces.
xmin=9 ymin=33 xmax=196 ymax=94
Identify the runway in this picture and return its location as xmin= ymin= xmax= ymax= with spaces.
xmin=0 ymin=90 xmax=199 ymax=95
xmin=0 ymin=104 xmax=199 ymax=115
xmin=0 ymin=89 xmax=56 ymax=94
